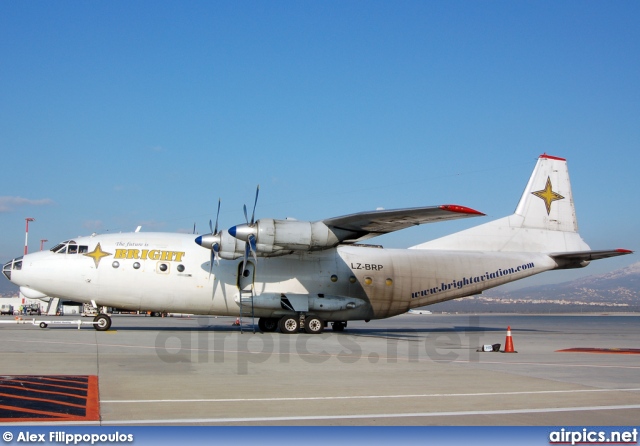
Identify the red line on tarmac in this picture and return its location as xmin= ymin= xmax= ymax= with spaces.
xmin=556 ymin=348 xmax=640 ymax=355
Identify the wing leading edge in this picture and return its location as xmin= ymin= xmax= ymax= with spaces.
xmin=323 ymin=205 xmax=485 ymax=244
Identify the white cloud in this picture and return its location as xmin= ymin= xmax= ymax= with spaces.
xmin=0 ymin=196 xmax=54 ymax=213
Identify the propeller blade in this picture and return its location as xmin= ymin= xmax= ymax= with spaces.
xmin=242 ymin=242 xmax=250 ymax=274
xmin=207 ymin=199 xmax=223 ymax=279
xmin=214 ymin=199 xmax=221 ymax=235
xmin=209 ymin=249 xmax=215 ymax=279
xmin=250 ymin=185 xmax=260 ymax=225
xmin=248 ymin=234 xmax=257 ymax=263
xmin=239 ymin=185 xmax=261 ymax=274
xmin=193 ymin=223 xmax=196 ymax=234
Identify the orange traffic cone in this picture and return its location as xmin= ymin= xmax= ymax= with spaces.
xmin=233 ymin=317 xmax=240 ymax=326
xmin=502 ymin=326 xmax=517 ymax=353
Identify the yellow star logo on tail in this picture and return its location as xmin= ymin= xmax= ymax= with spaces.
xmin=83 ymin=243 xmax=112 ymax=268
xmin=531 ymin=177 xmax=564 ymax=215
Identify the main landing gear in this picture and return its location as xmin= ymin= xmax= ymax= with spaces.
xmin=279 ymin=314 xmax=325 ymax=334
xmin=258 ymin=317 xmax=279 ymax=332
xmin=258 ymin=316 xmax=347 ymax=334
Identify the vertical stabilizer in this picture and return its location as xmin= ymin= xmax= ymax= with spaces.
xmin=411 ymin=154 xmax=590 ymax=253
xmin=514 ymin=154 xmax=578 ymax=232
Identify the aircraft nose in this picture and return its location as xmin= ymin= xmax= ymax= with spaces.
xmin=2 ymin=256 xmax=23 ymax=282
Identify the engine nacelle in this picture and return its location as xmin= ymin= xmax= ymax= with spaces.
xmin=194 ymin=231 xmax=246 ymax=260
xmin=196 ymin=219 xmax=342 ymax=259
xmin=231 ymin=219 xmax=340 ymax=255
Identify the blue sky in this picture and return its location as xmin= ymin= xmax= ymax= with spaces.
xmin=1 ymin=1 xmax=638 ymax=287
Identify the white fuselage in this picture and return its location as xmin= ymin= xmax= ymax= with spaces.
xmin=7 ymin=232 xmax=556 ymax=321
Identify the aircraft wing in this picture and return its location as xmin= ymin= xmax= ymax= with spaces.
xmin=323 ymin=205 xmax=484 ymax=243
xmin=550 ymin=249 xmax=634 ymax=262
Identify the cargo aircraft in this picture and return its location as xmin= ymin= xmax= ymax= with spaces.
xmin=2 ymin=155 xmax=632 ymax=333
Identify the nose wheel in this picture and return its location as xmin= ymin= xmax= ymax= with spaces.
xmin=93 ymin=314 xmax=112 ymax=331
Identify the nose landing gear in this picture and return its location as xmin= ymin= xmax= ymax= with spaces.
xmin=93 ymin=314 xmax=111 ymax=331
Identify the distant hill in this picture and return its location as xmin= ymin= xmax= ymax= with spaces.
xmin=429 ymin=262 xmax=640 ymax=313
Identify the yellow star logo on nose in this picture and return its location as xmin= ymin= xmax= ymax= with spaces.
xmin=83 ymin=243 xmax=112 ymax=268
xmin=531 ymin=177 xmax=565 ymax=215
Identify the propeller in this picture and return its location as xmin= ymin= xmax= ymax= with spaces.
xmin=229 ymin=185 xmax=260 ymax=274
xmin=194 ymin=199 xmax=222 ymax=279
xmin=243 ymin=185 xmax=259 ymax=273
xmin=210 ymin=199 xmax=222 ymax=274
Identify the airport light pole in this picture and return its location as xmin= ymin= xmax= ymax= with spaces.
xmin=40 ymin=239 xmax=48 ymax=251
xmin=24 ymin=217 xmax=35 ymax=255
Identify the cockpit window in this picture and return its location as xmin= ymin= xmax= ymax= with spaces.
xmin=3 ymin=257 xmax=21 ymax=280
xmin=50 ymin=240 xmax=87 ymax=255
xmin=51 ymin=241 xmax=70 ymax=253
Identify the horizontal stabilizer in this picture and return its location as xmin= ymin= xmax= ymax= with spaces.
xmin=551 ymin=249 xmax=633 ymax=262
xmin=550 ymin=248 xmax=633 ymax=269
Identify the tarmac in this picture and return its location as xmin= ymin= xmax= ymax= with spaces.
xmin=1 ymin=313 xmax=639 ymax=425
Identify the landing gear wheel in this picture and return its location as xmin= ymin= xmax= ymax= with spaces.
xmin=279 ymin=315 xmax=299 ymax=334
xmin=39 ymin=322 xmax=48 ymax=329
xmin=258 ymin=318 xmax=279 ymax=332
xmin=332 ymin=321 xmax=346 ymax=332
xmin=93 ymin=314 xmax=111 ymax=331
xmin=305 ymin=316 xmax=324 ymax=334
